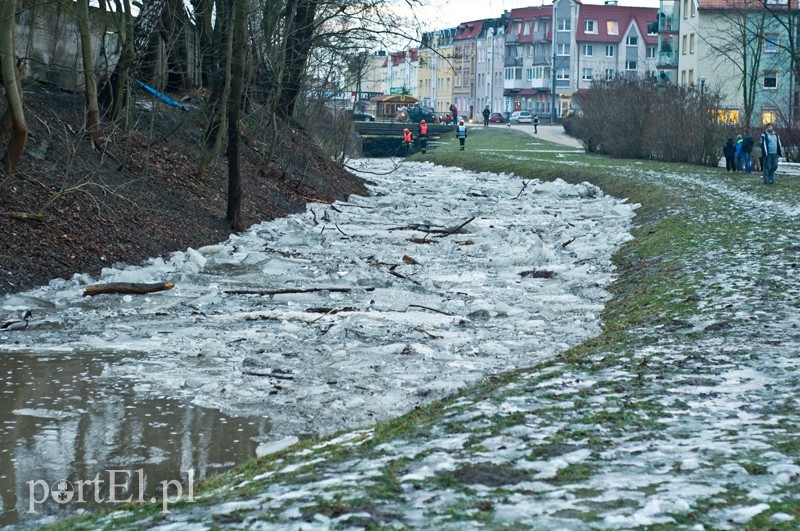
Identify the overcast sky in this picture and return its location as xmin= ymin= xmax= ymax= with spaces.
xmin=406 ymin=0 xmax=659 ymax=29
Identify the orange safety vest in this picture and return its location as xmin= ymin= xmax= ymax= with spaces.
xmin=419 ymin=123 xmax=428 ymax=135
xmin=403 ymin=130 xmax=413 ymax=143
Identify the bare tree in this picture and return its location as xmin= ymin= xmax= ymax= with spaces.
xmin=77 ymin=0 xmax=104 ymax=148
xmin=226 ymin=0 xmax=249 ymax=230
xmin=0 ymin=0 xmax=28 ymax=174
xmin=696 ymin=0 xmax=767 ymax=128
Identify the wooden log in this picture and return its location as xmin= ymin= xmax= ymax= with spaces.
xmin=83 ymin=282 xmax=175 ymax=297
xmin=225 ymin=287 xmax=375 ymax=296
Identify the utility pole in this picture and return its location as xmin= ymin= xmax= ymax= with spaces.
xmin=551 ymin=32 xmax=557 ymax=123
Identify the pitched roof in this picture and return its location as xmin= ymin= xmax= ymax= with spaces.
xmin=576 ymin=5 xmax=658 ymax=45
xmin=507 ymin=6 xmax=553 ymax=42
xmin=456 ymin=20 xmax=484 ymax=40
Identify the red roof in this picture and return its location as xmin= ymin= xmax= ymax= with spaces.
xmin=507 ymin=6 xmax=553 ymax=43
xmin=576 ymin=5 xmax=658 ymax=45
xmin=456 ymin=20 xmax=485 ymax=40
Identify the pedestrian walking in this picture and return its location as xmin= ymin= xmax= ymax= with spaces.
xmin=457 ymin=120 xmax=467 ymax=150
xmin=418 ymin=120 xmax=428 ymax=154
xmin=402 ymin=128 xmax=413 ymax=157
xmin=760 ymin=123 xmax=783 ymax=184
xmin=533 ymin=114 xmax=540 ymax=134
xmin=723 ymin=137 xmax=736 ymax=172
xmin=734 ymin=135 xmax=744 ymax=173
xmin=482 ymin=105 xmax=490 ymax=127
xmin=450 ymin=103 xmax=458 ymax=130
xmin=741 ymin=131 xmax=754 ymax=173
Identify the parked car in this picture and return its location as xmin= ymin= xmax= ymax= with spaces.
xmin=353 ymin=111 xmax=376 ymax=122
xmin=509 ymin=111 xmax=533 ymax=124
xmin=488 ymin=112 xmax=505 ymax=123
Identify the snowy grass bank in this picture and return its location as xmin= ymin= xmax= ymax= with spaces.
xmin=48 ymin=128 xmax=800 ymax=529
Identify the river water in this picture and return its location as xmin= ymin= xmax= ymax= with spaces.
xmin=0 ymin=349 xmax=268 ymax=527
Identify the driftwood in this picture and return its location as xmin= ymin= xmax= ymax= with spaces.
xmin=83 ymin=282 xmax=175 ymax=297
xmin=225 ymin=287 xmax=375 ymax=296
xmin=389 ymin=216 xmax=476 ymax=237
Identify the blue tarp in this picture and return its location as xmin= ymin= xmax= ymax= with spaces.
xmin=135 ymin=80 xmax=187 ymax=110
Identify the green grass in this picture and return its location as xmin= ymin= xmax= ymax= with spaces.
xmin=47 ymin=127 xmax=800 ymax=529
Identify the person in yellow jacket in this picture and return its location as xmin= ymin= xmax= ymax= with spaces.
xmin=402 ymin=128 xmax=413 ymax=156
xmin=418 ymin=120 xmax=428 ymax=154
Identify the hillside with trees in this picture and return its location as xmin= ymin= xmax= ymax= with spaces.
xmin=0 ymin=0 xmax=423 ymax=294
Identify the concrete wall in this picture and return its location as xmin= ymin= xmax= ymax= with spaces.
xmin=15 ymin=0 xmax=201 ymax=92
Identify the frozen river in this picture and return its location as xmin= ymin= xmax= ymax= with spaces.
xmin=0 ymin=159 xmax=636 ymax=525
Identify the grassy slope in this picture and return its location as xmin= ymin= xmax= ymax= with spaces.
xmin=49 ymin=127 xmax=800 ymax=529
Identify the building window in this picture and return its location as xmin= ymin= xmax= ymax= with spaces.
xmin=504 ymin=68 xmax=514 ymax=80
xmin=691 ymin=0 xmax=696 ymax=16
xmin=626 ymin=36 xmax=639 ymax=46
xmin=524 ymin=21 xmax=531 ymax=35
xmin=535 ymin=19 xmax=550 ymax=34
xmin=558 ymin=18 xmax=571 ymax=31
xmin=762 ymin=108 xmax=777 ymax=124
xmin=682 ymin=34 xmax=688 ymax=54
xmin=605 ymin=68 xmax=615 ymax=80
xmin=556 ymin=68 xmax=569 ymax=80
xmin=625 ymin=60 xmax=637 ymax=70
xmin=646 ymin=46 xmax=657 ymax=58
xmin=585 ymin=19 xmax=597 ymax=33
xmin=607 ymin=20 xmax=619 ymax=35
xmin=763 ymin=70 xmax=779 ymax=88
xmin=764 ymin=33 xmax=780 ymax=53
xmin=527 ymin=68 xmax=533 ymax=81
xmin=583 ymin=44 xmax=593 ymax=56
xmin=513 ymin=20 xmax=522 ymax=34
xmin=688 ymin=69 xmax=693 ymax=85
xmin=557 ymin=43 xmax=570 ymax=55
xmin=683 ymin=0 xmax=688 ymax=18
xmin=582 ymin=68 xmax=593 ymax=80
xmin=606 ymin=45 xmax=615 ymax=57
xmin=689 ymin=33 xmax=695 ymax=53
xmin=681 ymin=70 xmax=686 ymax=85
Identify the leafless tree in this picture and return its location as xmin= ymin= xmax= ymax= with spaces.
xmin=0 ymin=0 xmax=28 ymax=174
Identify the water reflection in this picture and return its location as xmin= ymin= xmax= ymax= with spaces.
xmin=0 ymin=351 xmax=270 ymax=527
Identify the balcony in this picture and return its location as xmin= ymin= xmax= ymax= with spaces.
xmin=531 ymin=77 xmax=550 ymax=89
xmin=658 ymin=15 xmax=679 ymax=33
xmin=505 ymin=56 xmax=523 ymax=67
xmin=505 ymin=32 xmax=519 ymax=44
xmin=657 ymin=51 xmax=678 ymax=68
xmin=504 ymin=79 xmax=528 ymax=90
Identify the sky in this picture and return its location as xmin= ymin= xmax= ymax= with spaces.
xmin=405 ymin=0 xmax=659 ymax=29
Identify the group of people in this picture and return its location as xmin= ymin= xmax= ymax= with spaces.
xmin=723 ymin=123 xmax=783 ymax=184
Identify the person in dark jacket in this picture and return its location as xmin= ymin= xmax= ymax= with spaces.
xmin=723 ymin=137 xmax=736 ymax=172
xmin=741 ymin=131 xmax=754 ymax=173
xmin=760 ymin=123 xmax=783 ymax=184
xmin=482 ymin=105 xmax=490 ymax=127
xmin=533 ymin=114 xmax=540 ymax=134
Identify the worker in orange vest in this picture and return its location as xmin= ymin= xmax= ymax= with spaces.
xmin=418 ymin=120 xmax=428 ymax=154
xmin=402 ymin=127 xmax=413 ymax=156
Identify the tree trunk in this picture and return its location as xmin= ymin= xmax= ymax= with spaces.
xmin=196 ymin=0 xmax=233 ymax=179
xmin=276 ymin=0 xmax=318 ymax=120
xmin=0 ymin=0 xmax=28 ymax=173
xmin=160 ymin=0 xmax=189 ymax=92
xmin=190 ymin=0 xmax=214 ymax=87
xmin=102 ymin=0 xmax=135 ymax=121
xmin=76 ymin=0 xmax=103 ymax=148
xmin=226 ymin=0 xmax=247 ymax=230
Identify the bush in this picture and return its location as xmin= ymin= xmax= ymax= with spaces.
xmin=571 ymin=78 xmax=728 ymax=167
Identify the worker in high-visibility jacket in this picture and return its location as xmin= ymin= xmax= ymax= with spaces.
xmin=457 ymin=120 xmax=467 ymax=151
xmin=418 ymin=120 xmax=429 ymax=154
xmin=402 ymin=128 xmax=413 ymax=156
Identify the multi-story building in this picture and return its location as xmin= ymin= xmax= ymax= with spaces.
xmin=670 ymin=0 xmax=795 ymax=126
xmin=385 ymin=48 xmax=420 ymax=96
xmin=418 ymin=28 xmax=457 ymax=115
xmin=554 ymin=0 xmax=658 ymax=116
xmin=507 ymin=6 xmax=554 ymax=118
xmin=475 ymin=16 xmax=507 ymax=117
xmin=453 ymin=21 xmax=482 ymax=120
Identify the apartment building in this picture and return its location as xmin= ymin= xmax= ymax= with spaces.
xmin=506 ymin=6 xmax=553 ymax=117
xmin=662 ymin=0 xmax=795 ymax=126
xmin=453 ymin=21 xmax=482 ymax=120
xmin=475 ymin=16 xmax=507 ymax=117
xmin=418 ymin=27 xmax=457 ymax=115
